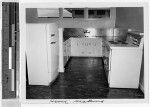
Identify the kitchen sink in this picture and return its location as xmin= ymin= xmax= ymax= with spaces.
xmin=109 ymin=41 xmax=119 ymax=44
xmin=109 ymin=41 xmax=128 ymax=44
xmin=120 ymin=42 xmax=128 ymax=44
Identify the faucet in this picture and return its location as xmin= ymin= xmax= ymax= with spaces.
xmin=84 ymin=30 xmax=90 ymax=33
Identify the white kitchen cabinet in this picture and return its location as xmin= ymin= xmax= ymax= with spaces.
xmin=103 ymin=32 xmax=143 ymax=89
xmin=71 ymin=38 xmax=102 ymax=57
xmin=103 ymin=40 xmax=143 ymax=88
xmin=26 ymin=23 xmax=59 ymax=85
xmin=108 ymin=48 xmax=143 ymax=88
xmin=103 ymin=46 xmax=143 ymax=88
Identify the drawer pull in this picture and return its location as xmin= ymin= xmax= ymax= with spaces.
xmin=51 ymin=34 xmax=55 ymax=37
xmin=50 ymin=41 xmax=56 ymax=44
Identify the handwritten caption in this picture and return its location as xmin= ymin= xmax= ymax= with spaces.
xmin=49 ymin=99 xmax=104 ymax=104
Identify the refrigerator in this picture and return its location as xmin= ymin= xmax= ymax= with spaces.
xmin=26 ymin=23 xmax=59 ymax=85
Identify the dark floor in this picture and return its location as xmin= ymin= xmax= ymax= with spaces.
xmin=26 ymin=57 xmax=144 ymax=99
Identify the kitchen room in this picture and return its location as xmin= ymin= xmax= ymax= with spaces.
xmin=25 ymin=6 xmax=145 ymax=100
xmin=1 ymin=1 xmax=149 ymax=106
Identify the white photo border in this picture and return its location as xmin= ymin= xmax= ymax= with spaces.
xmin=19 ymin=1 xmax=149 ymax=104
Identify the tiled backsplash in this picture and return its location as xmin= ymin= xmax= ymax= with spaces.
xmin=63 ymin=28 xmax=128 ymax=41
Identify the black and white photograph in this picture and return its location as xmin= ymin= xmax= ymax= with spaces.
xmin=26 ymin=7 xmax=144 ymax=99
xmin=0 ymin=0 xmax=149 ymax=106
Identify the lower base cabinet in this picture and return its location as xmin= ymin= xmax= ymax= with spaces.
xmin=104 ymin=47 xmax=143 ymax=88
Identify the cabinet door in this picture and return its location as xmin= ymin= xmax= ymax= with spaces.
xmin=46 ymin=23 xmax=59 ymax=82
xmin=26 ymin=24 xmax=49 ymax=85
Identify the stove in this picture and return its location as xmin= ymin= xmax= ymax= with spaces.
xmin=103 ymin=31 xmax=144 ymax=88
xmin=108 ymin=32 xmax=143 ymax=48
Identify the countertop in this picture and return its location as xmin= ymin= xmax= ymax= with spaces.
xmin=103 ymin=39 xmax=141 ymax=50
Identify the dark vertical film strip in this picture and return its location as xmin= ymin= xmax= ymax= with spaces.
xmin=2 ymin=2 xmax=19 ymax=99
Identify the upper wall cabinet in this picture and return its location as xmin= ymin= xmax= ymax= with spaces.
xmin=63 ymin=8 xmax=84 ymax=18
xmin=34 ymin=8 xmax=111 ymax=19
xmin=63 ymin=8 xmax=110 ymax=19
xmin=37 ymin=8 xmax=59 ymax=18
xmin=63 ymin=8 xmax=72 ymax=18
xmin=88 ymin=9 xmax=110 ymax=18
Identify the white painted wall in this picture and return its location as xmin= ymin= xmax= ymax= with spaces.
xmin=71 ymin=38 xmax=102 ymax=57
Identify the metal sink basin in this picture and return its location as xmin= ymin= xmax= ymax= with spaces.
xmin=109 ymin=41 xmax=128 ymax=45
xmin=109 ymin=41 xmax=119 ymax=44
xmin=120 ymin=42 xmax=128 ymax=44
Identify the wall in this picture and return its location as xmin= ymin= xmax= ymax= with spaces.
xmin=63 ymin=28 xmax=128 ymax=41
xmin=115 ymin=7 xmax=143 ymax=32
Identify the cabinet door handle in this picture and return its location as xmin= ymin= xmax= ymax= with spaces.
xmin=50 ymin=41 xmax=56 ymax=44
